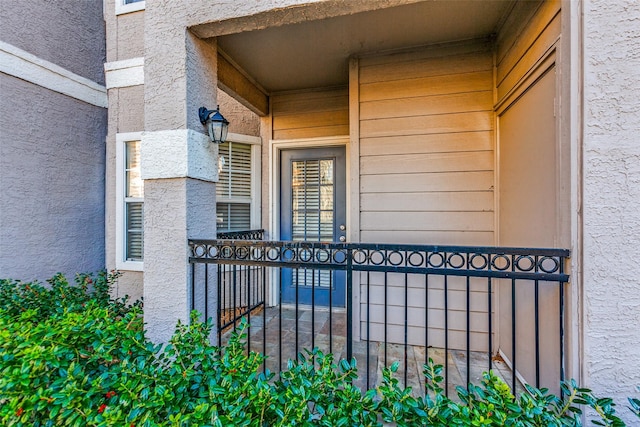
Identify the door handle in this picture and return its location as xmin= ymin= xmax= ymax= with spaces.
xmin=339 ymin=236 xmax=346 ymax=242
xmin=339 ymin=224 xmax=346 ymax=231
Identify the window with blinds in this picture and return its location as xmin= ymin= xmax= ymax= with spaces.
xmin=291 ymin=159 xmax=335 ymax=288
xmin=217 ymin=141 xmax=252 ymax=231
xmin=125 ymin=141 xmax=143 ymax=261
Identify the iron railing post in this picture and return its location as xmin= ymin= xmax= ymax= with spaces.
xmin=346 ymin=245 xmax=353 ymax=362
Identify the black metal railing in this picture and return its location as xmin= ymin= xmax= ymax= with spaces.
xmin=190 ymin=230 xmax=265 ymax=344
xmin=189 ymin=239 xmax=570 ymax=395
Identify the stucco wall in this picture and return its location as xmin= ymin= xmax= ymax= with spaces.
xmin=582 ymin=0 xmax=640 ymax=422
xmin=187 ymin=0 xmax=425 ymax=37
xmin=104 ymin=0 xmax=145 ymax=63
xmin=217 ymin=88 xmax=260 ymax=136
xmin=103 ymin=0 xmax=146 ymax=301
xmin=0 ymin=74 xmax=106 ymax=282
xmin=0 ymin=0 xmax=105 ymax=84
xmin=105 ymin=85 xmax=145 ymax=302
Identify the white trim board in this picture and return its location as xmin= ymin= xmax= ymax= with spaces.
xmin=105 ymin=57 xmax=144 ymax=89
xmin=0 ymin=41 xmax=107 ymax=108
xmin=227 ymin=132 xmax=261 ymax=145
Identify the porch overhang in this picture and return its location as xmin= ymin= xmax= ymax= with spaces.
xmin=192 ymin=0 xmax=515 ymax=113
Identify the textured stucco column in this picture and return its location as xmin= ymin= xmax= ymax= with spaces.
xmin=143 ymin=3 xmax=219 ymax=344
xmin=141 ymin=130 xmax=218 ymax=343
xmin=582 ymin=0 xmax=640 ymax=423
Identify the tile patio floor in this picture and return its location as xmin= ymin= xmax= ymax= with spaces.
xmin=222 ymin=306 xmax=523 ymax=397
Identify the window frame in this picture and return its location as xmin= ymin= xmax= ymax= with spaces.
xmin=115 ymin=0 xmax=145 ymax=16
xmin=216 ymin=133 xmax=262 ymax=232
xmin=116 ymin=132 xmax=144 ymax=271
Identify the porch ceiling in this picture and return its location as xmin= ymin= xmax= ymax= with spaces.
xmin=216 ymin=0 xmax=514 ymax=94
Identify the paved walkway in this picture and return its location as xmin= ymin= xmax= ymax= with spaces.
xmin=222 ymin=306 xmax=521 ymax=397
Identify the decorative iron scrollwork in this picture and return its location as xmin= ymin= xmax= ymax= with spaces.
xmin=188 ymin=239 xmax=569 ymax=281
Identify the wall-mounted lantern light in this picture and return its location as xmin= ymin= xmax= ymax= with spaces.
xmin=198 ymin=105 xmax=229 ymax=144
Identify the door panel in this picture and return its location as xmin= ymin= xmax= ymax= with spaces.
xmin=280 ymin=147 xmax=346 ymax=306
xmin=498 ymin=65 xmax=561 ymax=392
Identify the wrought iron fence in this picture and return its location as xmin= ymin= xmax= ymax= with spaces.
xmin=190 ymin=230 xmax=265 ymax=345
xmin=189 ymin=239 xmax=569 ymax=395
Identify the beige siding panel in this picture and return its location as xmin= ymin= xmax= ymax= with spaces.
xmin=357 ymin=276 xmax=494 ymax=351
xmin=360 ymin=274 xmax=494 ymax=294
xmin=272 ymin=94 xmax=348 ymax=115
xmin=362 ymin=319 xmax=490 ymax=351
xmin=360 ymin=71 xmax=493 ymax=102
xmin=358 ymin=42 xmax=495 ymax=266
xmin=273 ymin=109 xmax=349 ymax=131
xmin=363 ymin=283 xmax=492 ymax=313
xmin=361 ymin=211 xmax=494 ymax=232
xmin=496 ymin=0 xmax=560 ymax=69
xmin=494 ymin=0 xmax=544 ymax=62
xmin=361 ymin=171 xmax=494 ymax=193
xmin=498 ymin=279 xmax=561 ymax=391
xmin=360 ymin=91 xmax=493 ymax=120
xmin=360 ymin=230 xmax=494 ymax=245
xmin=272 ymin=87 xmax=348 ymax=111
xmin=364 ymin=304 xmax=489 ymax=332
xmin=359 ymin=38 xmax=492 ymax=68
xmin=361 ymin=151 xmax=494 ymax=175
xmin=360 ymin=131 xmax=493 ymax=156
xmin=360 ymin=192 xmax=493 ymax=213
xmin=496 ymin=1 xmax=544 ymax=64
xmin=497 ymin=14 xmax=561 ymax=101
xmin=273 ymin=125 xmax=349 ymax=140
xmin=360 ymin=51 xmax=492 ymax=84
xmin=360 ymin=273 xmax=481 ymax=291
xmin=362 ymin=322 xmax=490 ymax=351
xmin=361 ymin=111 xmax=492 ymax=138
xmin=271 ymin=87 xmax=349 ymax=140
xmin=497 ymin=10 xmax=561 ymax=86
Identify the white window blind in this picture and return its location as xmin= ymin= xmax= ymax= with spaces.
xmin=217 ymin=141 xmax=252 ymax=231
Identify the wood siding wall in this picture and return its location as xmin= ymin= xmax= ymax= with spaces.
xmin=271 ymin=87 xmax=349 ymax=140
xmin=495 ymin=0 xmax=560 ymax=105
xmin=357 ymin=40 xmax=495 ymax=351
xmin=359 ymin=40 xmax=495 ymax=246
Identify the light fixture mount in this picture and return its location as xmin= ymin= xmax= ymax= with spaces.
xmin=198 ymin=105 xmax=229 ymax=144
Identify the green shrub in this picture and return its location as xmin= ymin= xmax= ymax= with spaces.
xmin=0 ymin=273 xmax=631 ymax=426
xmin=0 ymin=271 xmax=132 ymax=317
xmin=629 ymin=392 xmax=640 ymax=420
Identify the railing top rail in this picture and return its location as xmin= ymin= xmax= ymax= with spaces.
xmin=190 ymin=239 xmax=570 ymax=257
xmin=189 ymin=239 xmax=571 ymax=282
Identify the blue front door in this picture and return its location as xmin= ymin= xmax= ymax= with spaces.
xmin=280 ymin=147 xmax=346 ymax=307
